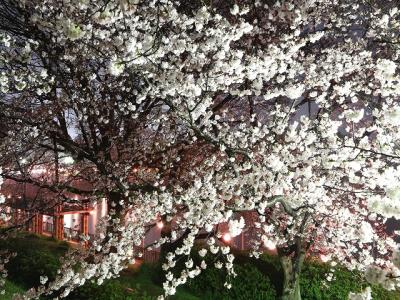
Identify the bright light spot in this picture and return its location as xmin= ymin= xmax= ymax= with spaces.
xmin=20 ymin=158 xmax=27 ymax=164
xmin=264 ymin=240 xmax=276 ymax=250
xmin=223 ymin=233 xmax=232 ymax=242
xmin=61 ymin=156 xmax=74 ymax=165
xmin=320 ymin=254 xmax=330 ymax=263
xmin=157 ymin=221 xmax=164 ymax=229
xmin=31 ymin=167 xmax=46 ymax=175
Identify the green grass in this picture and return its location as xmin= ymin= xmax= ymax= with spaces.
xmin=2 ymin=234 xmax=400 ymax=299
xmin=0 ymin=233 xmax=199 ymax=300
xmin=0 ymin=232 xmax=69 ymax=260
xmin=0 ymin=232 xmax=69 ymax=254
xmin=123 ymin=266 xmax=201 ymax=300
xmin=0 ymin=233 xmax=68 ymax=288
xmin=3 ymin=279 xmax=25 ymax=300
xmin=69 ymin=264 xmax=201 ymax=300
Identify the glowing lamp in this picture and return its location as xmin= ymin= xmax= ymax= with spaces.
xmin=264 ymin=240 xmax=276 ymax=250
xmin=320 ymin=254 xmax=330 ymax=263
xmin=157 ymin=221 xmax=164 ymax=229
xmin=222 ymin=233 xmax=232 ymax=242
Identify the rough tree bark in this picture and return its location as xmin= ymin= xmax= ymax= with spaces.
xmin=279 ymin=252 xmax=304 ymax=300
xmin=276 ymin=210 xmax=310 ymax=300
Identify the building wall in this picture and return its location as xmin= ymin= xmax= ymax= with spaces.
xmin=88 ymin=198 xmax=107 ymax=234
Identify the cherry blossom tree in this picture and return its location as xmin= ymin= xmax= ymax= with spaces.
xmin=1 ymin=0 xmax=400 ymax=299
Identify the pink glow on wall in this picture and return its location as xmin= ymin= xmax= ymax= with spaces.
xmin=88 ymin=198 xmax=107 ymax=234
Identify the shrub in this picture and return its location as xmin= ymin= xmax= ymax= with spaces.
xmin=299 ymin=260 xmax=400 ymax=300
xmin=9 ymin=250 xmax=60 ymax=287
xmin=68 ymin=279 xmax=155 ymax=300
xmin=3 ymin=280 xmax=25 ymax=300
xmin=188 ymin=262 xmax=276 ymax=300
xmin=0 ymin=234 xmax=65 ymax=288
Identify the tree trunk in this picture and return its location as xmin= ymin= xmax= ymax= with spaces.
xmin=104 ymin=191 xmax=125 ymax=243
xmin=280 ymin=255 xmax=302 ymax=300
xmin=159 ymin=216 xmax=174 ymax=258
